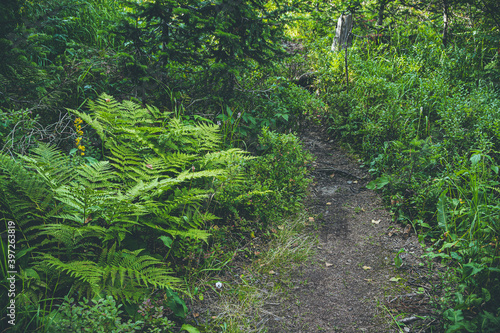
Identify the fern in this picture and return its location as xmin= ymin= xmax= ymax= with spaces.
xmin=106 ymin=145 xmax=148 ymax=183
xmin=0 ymin=94 xmax=263 ymax=327
xmin=67 ymin=94 xmax=248 ymax=240
xmin=20 ymin=143 xmax=76 ymax=187
xmin=35 ymin=224 xmax=107 ymax=256
xmin=141 ymin=222 xmax=211 ymax=243
xmin=42 ymin=244 xmax=181 ymax=302
xmin=0 ymin=153 xmax=60 ymax=248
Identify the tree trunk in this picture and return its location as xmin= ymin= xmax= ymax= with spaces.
xmin=377 ymin=0 xmax=387 ymax=27
xmin=443 ymin=0 xmax=449 ymax=47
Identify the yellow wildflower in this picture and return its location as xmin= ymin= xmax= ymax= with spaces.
xmin=74 ymin=117 xmax=85 ymax=155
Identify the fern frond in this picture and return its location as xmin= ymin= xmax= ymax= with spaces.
xmin=0 ymin=153 xmax=55 ymax=229
xmin=75 ymin=161 xmax=116 ymax=189
xmin=192 ymin=211 xmax=220 ymax=226
xmin=107 ymin=145 xmax=143 ymax=181
xmin=142 ymin=222 xmax=211 ymax=243
xmin=21 ymin=143 xmax=75 ymax=187
xmin=157 ymin=187 xmax=209 ymax=216
xmin=69 ymin=108 xmax=107 ymax=142
xmin=177 ymin=168 xmax=226 ymax=181
xmin=160 ymin=152 xmax=197 ymax=171
xmin=35 ymin=224 xmax=106 ymax=253
xmin=199 ymin=148 xmax=253 ymax=168
xmin=194 ymin=121 xmax=222 ymax=151
xmin=234 ymin=189 xmax=274 ymax=202
xmin=116 ymin=127 xmax=164 ymax=155
xmin=145 ymin=104 xmax=172 ymax=120
xmin=143 ymin=156 xmax=178 ymax=176
xmin=42 ymin=246 xmax=181 ymax=302
xmin=54 ymin=182 xmax=115 ymax=225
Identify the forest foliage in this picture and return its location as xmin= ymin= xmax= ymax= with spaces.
xmin=303 ymin=0 xmax=500 ymax=331
xmin=1 ymin=0 xmax=500 ymax=332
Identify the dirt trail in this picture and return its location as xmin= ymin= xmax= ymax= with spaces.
xmin=267 ymin=126 xmax=441 ymax=332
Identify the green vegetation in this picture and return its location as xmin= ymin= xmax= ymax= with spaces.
xmin=1 ymin=0 xmax=500 ymax=331
xmin=0 ymin=1 xmax=316 ymax=328
xmin=299 ymin=1 xmax=500 ymax=331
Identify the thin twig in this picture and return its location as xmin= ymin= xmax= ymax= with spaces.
xmin=416 ymin=318 xmax=437 ymax=333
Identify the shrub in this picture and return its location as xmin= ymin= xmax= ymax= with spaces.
xmin=49 ymin=296 xmax=145 ymax=333
xmin=214 ymin=127 xmax=313 ymax=232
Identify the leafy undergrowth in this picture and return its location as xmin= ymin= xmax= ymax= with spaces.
xmin=0 ymin=94 xmax=314 ymax=332
xmin=302 ymin=17 xmax=500 ymax=332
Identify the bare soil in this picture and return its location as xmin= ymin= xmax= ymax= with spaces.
xmin=265 ymin=126 xmax=444 ymax=333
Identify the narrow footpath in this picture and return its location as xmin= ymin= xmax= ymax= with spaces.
xmin=267 ymin=126 xmax=443 ymax=333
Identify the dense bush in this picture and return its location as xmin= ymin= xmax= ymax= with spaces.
xmin=213 ymin=127 xmax=313 ymax=233
xmin=4 ymin=0 xmax=500 ymax=331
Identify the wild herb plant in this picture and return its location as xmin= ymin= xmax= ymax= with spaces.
xmin=48 ymin=296 xmax=145 ymax=333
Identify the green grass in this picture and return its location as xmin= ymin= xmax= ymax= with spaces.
xmin=193 ymin=214 xmax=317 ymax=332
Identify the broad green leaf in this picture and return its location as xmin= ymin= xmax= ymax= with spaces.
xmin=443 ymin=308 xmax=464 ymax=323
xmin=462 ymin=263 xmax=484 ymax=279
xmin=165 ymin=288 xmax=188 ymax=319
xmin=437 ymin=191 xmax=448 ymax=231
xmin=470 ymin=153 xmax=481 ymax=166
xmin=181 ymin=324 xmax=200 ymax=333
xmin=482 ymin=288 xmax=491 ymax=302
xmin=394 ymin=248 xmax=405 ymax=268
xmin=158 ymin=236 xmax=173 ymax=248
xmin=366 ymin=175 xmax=390 ymax=190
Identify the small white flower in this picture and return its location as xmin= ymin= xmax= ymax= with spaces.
xmin=215 ymin=282 xmax=222 ymax=290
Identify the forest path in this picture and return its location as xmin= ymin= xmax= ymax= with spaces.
xmin=267 ymin=125 xmax=439 ymax=332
